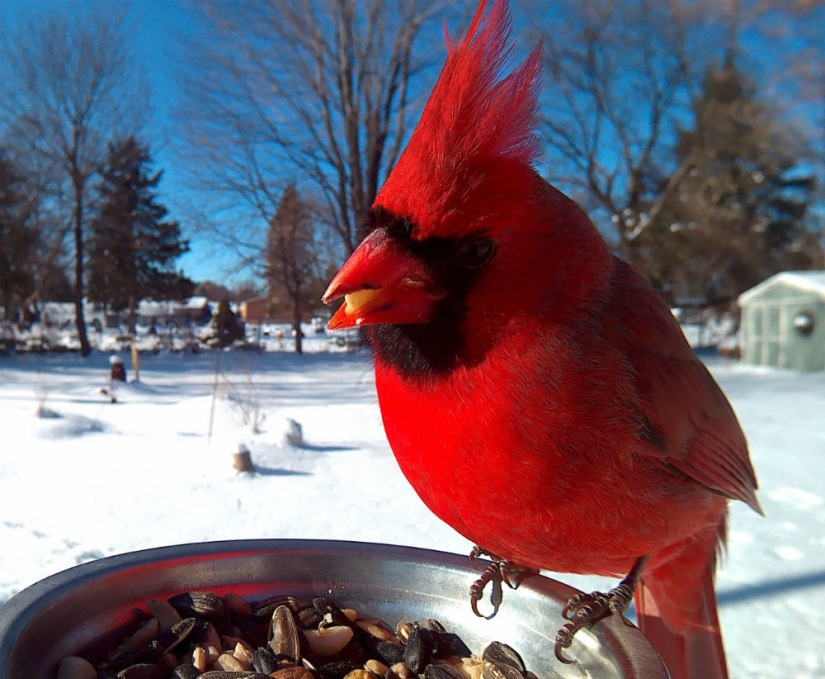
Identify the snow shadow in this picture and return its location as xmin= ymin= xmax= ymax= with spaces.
xmin=249 ymin=466 xmax=312 ymax=477
xmin=298 ymin=443 xmax=359 ymax=453
xmin=38 ymin=414 xmax=106 ymax=439
xmin=718 ymin=569 xmax=825 ymax=606
xmin=35 ymin=406 xmax=62 ymax=419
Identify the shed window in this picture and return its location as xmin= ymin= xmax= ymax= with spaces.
xmin=793 ymin=311 xmax=815 ymax=336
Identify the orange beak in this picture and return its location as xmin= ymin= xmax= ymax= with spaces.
xmin=322 ymin=229 xmax=443 ymax=330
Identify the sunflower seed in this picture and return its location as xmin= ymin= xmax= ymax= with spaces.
xmin=268 ymin=604 xmax=301 ymax=666
xmin=403 ymin=626 xmax=435 ymax=673
xmin=168 ymin=592 xmax=228 ymax=627
xmin=482 ymin=641 xmax=526 ymax=673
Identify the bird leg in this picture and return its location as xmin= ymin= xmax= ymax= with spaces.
xmin=554 ymin=555 xmax=649 ymax=664
xmin=468 ymin=545 xmax=539 ymax=619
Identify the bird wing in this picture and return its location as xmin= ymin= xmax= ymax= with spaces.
xmin=609 ymin=259 xmax=761 ymax=513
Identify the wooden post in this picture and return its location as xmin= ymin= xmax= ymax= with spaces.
xmin=131 ymin=341 xmax=140 ymax=382
xmin=233 ymin=443 xmax=254 ymax=472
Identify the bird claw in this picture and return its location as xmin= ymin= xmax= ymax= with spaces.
xmin=555 ymin=588 xmax=629 ymax=663
xmin=469 ymin=547 xmax=505 ymax=619
xmin=554 ymin=622 xmax=582 ymax=664
xmin=468 ymin=546 xmax=538 ymax=619
xmin=469 ymin=562 xmax=503 ymax=619
xmin=554 ymin=556 xmax=648 ymax=664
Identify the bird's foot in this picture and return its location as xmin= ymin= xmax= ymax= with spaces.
xmin=554 ymin=556 xmax=649 ymax=664
xmin=554 ymin=589 xmax=633 ymax=663
xmin=468 ymin=546 xmax=539 ymax=619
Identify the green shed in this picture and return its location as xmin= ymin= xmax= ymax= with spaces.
xmin=738 ymin=271 xmax=825 ymax=372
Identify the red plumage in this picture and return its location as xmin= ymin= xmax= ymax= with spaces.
xmin=324 ymin=2 xmax=761 ymax=678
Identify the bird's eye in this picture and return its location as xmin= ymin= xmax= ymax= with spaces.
xmin=457 ymin=237 xmax=497 ymax=269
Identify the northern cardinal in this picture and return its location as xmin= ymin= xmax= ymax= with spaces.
xmin=323 ymin=2 xmax=761 ymax=677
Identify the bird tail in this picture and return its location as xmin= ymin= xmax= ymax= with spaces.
xmin=635 ymin=534 xmax=728 ymax=679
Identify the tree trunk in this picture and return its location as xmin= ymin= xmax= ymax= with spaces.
xmin=73 ymin=178 xmax=91 ymax=357
xmin=292 ymin=295 xmax=303 ymax=355
xmin=127 ymin=294 xmax=137 ymax=335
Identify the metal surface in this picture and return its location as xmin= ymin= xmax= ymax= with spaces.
xmin=0 ymin=539 xmax=668 ymax=679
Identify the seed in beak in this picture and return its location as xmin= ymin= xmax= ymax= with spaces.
xmin=344 ymin=288 xmax=384 ymax=316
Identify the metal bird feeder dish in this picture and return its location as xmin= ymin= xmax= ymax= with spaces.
xmin=0 ymin=540 xmax=668 ymax=679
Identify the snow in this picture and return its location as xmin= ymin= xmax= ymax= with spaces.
xmin=1 ymin=345 xmax=824 ymax=679
xmin=738 ymin=270 xmax=825 ymax=303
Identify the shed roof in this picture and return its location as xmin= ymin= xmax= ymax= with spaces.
xmin=738 ymin=271 xmax=825 ymax=305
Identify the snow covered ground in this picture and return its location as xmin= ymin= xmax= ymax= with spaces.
xmin=0 ymin=344 xmax=823 ymax=678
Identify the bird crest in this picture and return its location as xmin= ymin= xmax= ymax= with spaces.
xmin=376 ymin=0 xmax=542 ymax=234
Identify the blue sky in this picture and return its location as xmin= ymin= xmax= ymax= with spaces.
xmin=120 ymin=1 xmax=238 ymax=285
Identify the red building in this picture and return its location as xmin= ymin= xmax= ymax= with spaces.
xmin=238 ymin=297 xmax=272 ymax=324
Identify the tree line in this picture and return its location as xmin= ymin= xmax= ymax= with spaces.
xmin=1 ymin=0 xmax=823 ymax=355
xmin=533 ymin=0 xmax=822 ymax=305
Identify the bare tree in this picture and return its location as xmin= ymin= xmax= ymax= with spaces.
xmin=522 ymin=0 xmax=719 ymax=275
xmin=266 ymin=184 xmax=322 ymax=354
xmin=1 ymin=121 xmax=77 ymax=318
xmin=179 ymin=0 xmax=457 ymax=271
xmin=0 ymin=7 xmax=144 ymax=355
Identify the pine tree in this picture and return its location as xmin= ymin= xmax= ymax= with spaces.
xmin=641 ymin=55 xmax=817 ymax=303
xmin=0 ymin=151 xmax=37 ymax=321
xmin=265 ymin=184 xmax=320 ymax=354
xmin=87 ymin=137 xmax=191 ymax=332
xmin=209 ymin=299 xmax=244 ymax=348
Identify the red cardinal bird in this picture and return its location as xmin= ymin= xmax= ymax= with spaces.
xmin=323 ymin=2 xmax=760 ymax=677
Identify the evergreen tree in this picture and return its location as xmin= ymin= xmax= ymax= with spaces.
xmin=265 ymin=184 xmax=321 ymax=354
xmin=38 ymin=259 xmax=75 ymax=306
xmin=0 ymin=151 xmax=37 ymax=320
xmin=87 ymin=137 xmax=191 ymax=331
xmin=209 ymin=299 xmax=244 ymax=348
xmin=641 ymin=55 xmax=817 ymax=302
